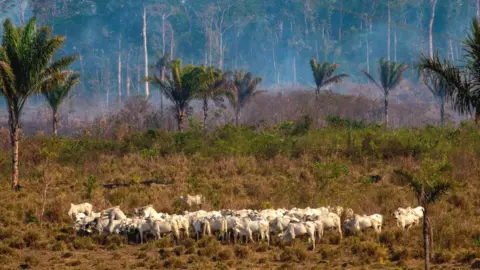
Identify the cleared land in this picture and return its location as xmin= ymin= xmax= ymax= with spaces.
xmin=0 ymin=110 xmax=479 ymax=269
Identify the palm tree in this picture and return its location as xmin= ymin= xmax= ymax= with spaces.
xmin=395 ymin=165 xmax=452 ymax=270
xmin=152 ymin=52 xmax=171 ymax=114
xmin=419 ymin=19 xmax=480 ymax=123
xmin=419 ymin=69 xmax=450 ymax=125
xmin=0 ymin=18 xmax=78 ymax=191
xmin=360 ymin=57 xmax=409 ymax=128
xmin=222 ymin=71 xmax=263 ymax=126
xmin=309 ymin=59 xmax=348 ymax=99
xmin=192 ymin=65 xmax=225 ymax=131
xmin=147 ymin=59 xmax=197 ymax=132
xmin=42 ymin=72 xmax=81 ymax=136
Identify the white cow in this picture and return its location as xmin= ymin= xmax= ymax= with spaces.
xmin=278 ymin=222 xmax=317 ymax=249
xmin=180 ymin=194 xmax=203 ymax=208
xmin=101 ymin=206 xmax=127 ymax=220
xmin=393 ymin=211 xmax=420 ymax=230
xmin=233 ymin=219 xmax=254 ymax=244
xmin=344 ymin=214 xmax=383 ymax=234
xmin=310 ymin=213 xmax=343 ymax=238
xmin=68 ymin=203 xmax=93 ymax=219
xmin=128 ymin=217 xmax=152 ymax=244
xmin=146 ymin=218 xmax=180 ymax=242
xmin=207 ymin=216 xmax=228 ymax=241
xmin=395 ymin=207 xmax=424 ymax=219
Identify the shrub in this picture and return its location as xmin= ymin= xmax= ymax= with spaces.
xmin=84 ymin=176 xmax=98 ymax=200
xmin=390 ymin=247 xmax=410 ymax=261
xmin=433 ymin=250 xmax=453 ymax=264
xmin=279 ymin=246 xmax=308 ymax=262
xmin=351 ymin=241 xmax=388 ymax=264
xmin=256 ymin=242 xmax=269 ymax=253
xmin=52 ymin=241 xmax=67 ymax=252
xmin=234 ymin=245 xmax=250 ymax=259
xmin=23 ymin=230 xmax=41 ymax=248
xmin=164 ymin=257 xmax=185 ymax=268
xmin=65 ymin=260 xmax=82 ymax=266
xmin=173 ymin=245 xmax=185 ymax=256
xmin=24 ymin=255 xmax=40 ymax=267
xmin=217 ymin=249 xmax=234 ymax=261
xmin=0 ymin=244 xmax=15 ymax=256
xmin=455 ymin=249 xmax=479 ymax=264
xmin=73 ymin=237 xmax=95 ymax=250
xmin=159 ymin=248 xmax=172 ymax=260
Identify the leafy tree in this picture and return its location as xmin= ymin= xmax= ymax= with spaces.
xmin=192 ymin=65 xmax=225 ymax=131
xmin=361 ymin=57 xmax=408 ymax=128
xmin=394 ymin=159 xmax=453 ymax=270
xmin=222 ymin=70 xmax=263 ymax=126
xmin=309 ymin=59 xmax=348 ymax=99
xmin=147 ymin=59 xmax=197 ymax=131
xmin=419 ymin=19 xmax=480 ymax=123
xmin=0 ymin=17 xmax=78 ymax=190
xmin=42 ymin=72 xmax=80 ymax=136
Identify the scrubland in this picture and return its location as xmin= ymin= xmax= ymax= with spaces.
xmin=0 ymin=93 xmax=479 ymax=269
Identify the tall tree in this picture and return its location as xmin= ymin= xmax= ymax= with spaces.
xmin=223 ymin=71 xmax=263 ymax=126
xmin=0 ymin=17 xmax=78 ymax=190
xmin=147 ymin=59 xmax=197 ymax=131
xmin=361 ymin=58 xmax=408 ymax=128
xmin=42 ymin=72 xmax=81 ymax=136
xmin=419 ymin=19 xmax=480 ymax=123
xmin=192 ymin=65 xmax=224 ymax=131
xmin=394 ymin=160 xmax=453 ymax=270
xmin=309 ymin=59 xmax=348 ymax=99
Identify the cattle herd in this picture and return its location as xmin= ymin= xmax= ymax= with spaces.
xmin=68 ymin=196 xmax=425 ymax=250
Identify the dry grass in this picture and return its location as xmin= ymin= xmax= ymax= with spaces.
xmin=0 ymin=94 xmax=479 ymax=269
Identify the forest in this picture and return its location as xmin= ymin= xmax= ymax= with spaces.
xmin=0 ymin=1 xmax=480 ymax=270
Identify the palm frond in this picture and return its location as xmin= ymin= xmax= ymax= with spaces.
xmin=360 ymin=68 xmax=383 ymax=92
xmin=394 ymin=169 xmax=423 ymax=197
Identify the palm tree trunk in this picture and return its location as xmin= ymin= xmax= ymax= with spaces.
xmin=316 ymin=86 xmax=320 ymax=100
xmin=53 ymin=110 xmax=58 ymax=137
xmin=384 ymin=94 xmax=389 ymax=128
xmin=177 ymin=109 xmax=185 ymax=132
xmin=203 ymin=98 xmax=208 ymax=132
xmin=423 ymin=207 xmax=430 ymax=270
xmin=8 ymin=113 xmax=20 ymax=191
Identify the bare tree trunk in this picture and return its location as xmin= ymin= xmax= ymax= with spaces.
xmin=143 ymin=6 xmax=150 ymax=98
xmin=203 ymin=98 xmax=208 ymax=132
xmin=9 ymin=113 xmax=20 ymax=191
xmin=429 ymin=0 xmax=438 ymax=59
xmin=387 ymin=4 xmax=391 ymax=62
xmin=293 ymin=54 xmax=297 ymax=85
xmin=384 ymin=94 xmax=389 ymax=128
xmin=394 ymin=31 xmax=397 ymax=62
xmin=118 ymin=37 xmax=122 ymax=104
xmin=52 ymin=110 xmax=58 ymax=137
xmin=170 ymin=27 xmax=175 ymax=58
xmin=477 ymin=0 xmax=480 ymax=19
xmin=440 ymin=98 xmax=445 ymax=125
xmin=162 ymin=15 xmax=166 ymax=55
xmin=423 ymin=207 xmax=430 ymax=270
xmin=449 ymin=40 xmax=454 ymax=62
xmin=126 ymin=48 xmax=131 ymax=97
xmin=366 ymin=28 xmax=370 ymax=73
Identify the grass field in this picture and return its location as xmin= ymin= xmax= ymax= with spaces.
xmin=0 ymin=116 xmax=479 ymax=269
